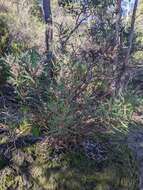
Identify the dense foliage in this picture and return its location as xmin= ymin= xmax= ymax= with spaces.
xmin=0 ymin=0 xmax=143 ymax=189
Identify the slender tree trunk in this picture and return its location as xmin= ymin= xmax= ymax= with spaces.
xmin=124 ymin=0 xmax=138 ymax=65
xmin=114 ymin=0 xmax=122 ymax=74
xmin=110 ymin=0 xmax=122 ymax=94
xmin=115 ymin=0 xmax=122 ymax=52
xmin=43 ymin=0 xmax=54 ymax=79
xmin=115 ymin=0 xmax=139 ymax=95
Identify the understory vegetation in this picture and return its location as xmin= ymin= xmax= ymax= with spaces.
xmin=0 ymin=0 xmax=143 ymax=189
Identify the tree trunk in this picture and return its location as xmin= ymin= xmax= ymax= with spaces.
xmin=110 ymin=0 xmax=122 ymax=95
xmin=124 ymin=0 xmax=139 ymax=65
xmin=114 ymin=0 xmax=122 ymax=71
xmin=43 ymin=0 xmax=54 ymax=79
xmin=115 ymin=0 xmax=139 ymax=96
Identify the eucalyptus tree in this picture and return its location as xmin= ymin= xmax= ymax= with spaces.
xmin=43 ymin=0 xmax=54 ymax=80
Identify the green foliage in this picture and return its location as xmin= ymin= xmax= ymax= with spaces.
xmin=18 ymin=119 xmax=31 ymax=134
xmin=0 ymin=58 xmax=11 ymax=85
xmin=10 ymin=49 xmax=42 ymax=98
xmin=31 ymin=126 xmax=41 ymax=137
xmin=20 ymin=49 xmax=41 ymax=71
xmin=0 ymin=15 xmax=9 ymax=56
xmin=0 ymin=0 xmax=142 ymax=189
xmin=11 ymin=41 xmax=27 ymax=56
xmin=58 ymin=0 xmax=115 ymax=7
xmin=0 ymin=158 xmax=7 ymax=170
xmin=31 ymin=0 xmax=43 ymax=21
xmin=32 ymin=145 xmax=138 ymax=190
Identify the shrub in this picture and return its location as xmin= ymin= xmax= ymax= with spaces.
xmin=0 ymin=0 xmax=45 ymax=55
xmin=0 ymin=58 xmax=11 ymax=85
xmin=0 ymin=15 xmax=10 ymax=56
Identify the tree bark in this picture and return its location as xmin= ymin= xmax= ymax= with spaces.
xmin=115 ymin=0 xmax=122 ymax=51
xmin=124 ymin=0 xmax=139 ymax=65
xmin=43 ymin=0 xmax=54 ymax=79
xmin=110 ymin=0 xmax=122 ymax=95
xmin=115 ymin=0 xmax=139 ymax=95
xmin=114 ymin=0 xmax=122 ymax=76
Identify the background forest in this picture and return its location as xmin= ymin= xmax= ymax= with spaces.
xmin=0 ymin=0 xmax=143 ymax=189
